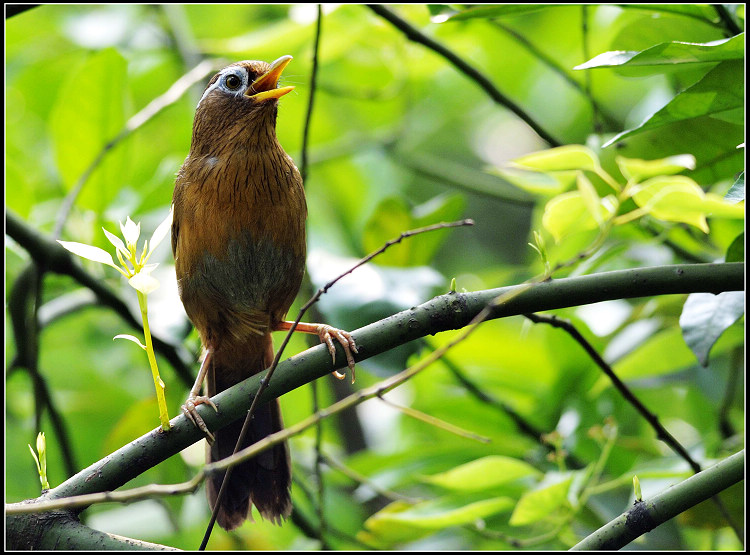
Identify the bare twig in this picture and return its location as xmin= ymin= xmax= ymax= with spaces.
xmin=367 ymin=4 xmax=561 ymax=146
xmin=300 ymin=4 xmax=323 ymax=183
xmin=53 ymin=59 xmax=220 ymax=239
xmin=377 ymin=393 xmax=491 ymax=443
xmin=523 ymin=312 xmax=743 ymax=542
xmin=201 ymin=218 xmax=474 ymax=548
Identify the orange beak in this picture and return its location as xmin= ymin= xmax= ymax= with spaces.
xmin=247 ymin=55 xmax=295 ymax=102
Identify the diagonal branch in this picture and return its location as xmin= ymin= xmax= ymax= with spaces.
xmin=6 ymin=210 xmax=195 ymax=388
xmin=571 ymin=449 xmax=744 ymax=550
xmin=367 ymin=4 xmax=561 ymax=146
xmin=13 ymin=260 xmax=741 ymax=505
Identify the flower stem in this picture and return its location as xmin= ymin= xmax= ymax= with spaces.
xmin=137 ymin=290 xmax=170 ymax=431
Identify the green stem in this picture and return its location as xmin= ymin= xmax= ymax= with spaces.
xmin=137 ymin=291 xmax=170 ymax=431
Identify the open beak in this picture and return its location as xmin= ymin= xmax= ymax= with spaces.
xmin=247 ymin=55 xmax=295 ymax=102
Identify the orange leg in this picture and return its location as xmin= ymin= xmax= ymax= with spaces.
xmin=275 ymin=321 xmax=358 ymax=383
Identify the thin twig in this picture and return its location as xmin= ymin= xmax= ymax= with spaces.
xmin=53 ymin=59 xmax=219 ymax=239
xmin=367 ymin=4 xmax=561 ymax=146
xmin=300 ymin=4 xmax=323 ymax=183
xmin=377 ymin=393 xmax=491 ymax=444
xmin=524 ymin=313 xmax=699 ymax=470
xmin=319 ymin=452 xmax=420 ymax=503
xmin=12 ymin=264 xmax=743 ymax=512
xmin=200 ymin=218 xmax=473 ymax=548
xmin=523 ymin=312 xmax=743 ymax=542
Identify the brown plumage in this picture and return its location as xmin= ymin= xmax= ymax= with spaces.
xmin=172 ymin=56 xmax=357 ymax=530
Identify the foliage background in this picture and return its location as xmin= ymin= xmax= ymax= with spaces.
xmin=5 ymin=4 xmax=744 ymax=550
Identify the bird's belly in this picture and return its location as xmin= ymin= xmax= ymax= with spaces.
xmin=178 ymin=230 xmax=305 ymax=342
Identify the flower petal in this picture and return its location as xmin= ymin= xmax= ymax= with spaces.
xmin=128 ymin=271 xmax=160 ymax=294
xmin=113 ymin=334 xmax=147 ymax=350
xmin=102 ymin=228 xmax=129 ymax=258
xmin=149 ymin=207 xmax=173 ymax=254
xmin=57 ymin=240 xmax=119 ymax=269
xmin=120 ymin=217 xmax=141 ymax=248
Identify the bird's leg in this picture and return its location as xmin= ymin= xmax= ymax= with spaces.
xmin=182 ymin=349 xmax=219 ymax=442
xmin=275 ymin=321 xmax=358 ymax=383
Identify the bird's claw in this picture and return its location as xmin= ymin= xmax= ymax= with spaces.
xmin=182 ymin=395 xmax=218 ymax=443
xmin=317 ymin=324 xmax=358 ymax=383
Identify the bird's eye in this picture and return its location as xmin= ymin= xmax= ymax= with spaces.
xmin=224 ymin=73 xmax=242 ymax=91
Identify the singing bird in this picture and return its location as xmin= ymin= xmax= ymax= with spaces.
xmin=172 ymin=56 xmax=357 ymax=530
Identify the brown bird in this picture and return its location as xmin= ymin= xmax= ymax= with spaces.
xmin=171 ymin=55 xmax=357 ymax=530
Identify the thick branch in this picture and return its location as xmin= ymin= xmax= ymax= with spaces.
xmin=10 ymin=261 xmax=740 ymax=505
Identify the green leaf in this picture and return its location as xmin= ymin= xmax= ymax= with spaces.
xmin=577 ymin=172 xmax=604 ymax=225
xmin=680 ymin=292 xmax=745 ymax=366
xmin=630 ymin=175 xmax=744 ymax=232
xmin=542 ymin=191 xmax=613 ymax=241
xmin=725 ymin=172 xmax=744 ymax=203
xmin=49 ymin=48 xmax=128 ymax=213
xmin=445 ymin=4 xmax=551 ymax=21
xmin=509 ymin=474 xmax=573 ymax=526
xmin=604 ymin=60 xmax=744 ymax=146
xmin=491 ymin=167 xmax=577 ymax=196
xmin=511 ymin=145 xmax=600 ymax=173
xmin=726 ymin=233 xmax=744 ymax=263
xmin=362 ymin=194 xmax=465 ymax=267
xmin=362 ymin=496 xmax=515 ymax=544
xmin=575 ymin=34 xmax=745 ymax=69
xmin=608 ymin=326 xmax=698 ymax=383
xmin=616 ymin=154 xmax=696 ymax=182
xmin=421 ymin=456 xmax=541 ymax=492
xmin=362 ymin=197 xmax=413 ymax=266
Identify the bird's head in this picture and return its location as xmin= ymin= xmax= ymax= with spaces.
xmin=190 ymin=55 xmax=295 ymax=149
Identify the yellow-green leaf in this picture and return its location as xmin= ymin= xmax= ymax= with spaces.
xmin=542 ymin=191 xmax=611 ymax=241
xmin=616 ymin=154 xmax=696 ymax=182
xmin=492 ymin=167 xmax=577 ymax=196
xmin=509 ymin=475 xmax=573 ymax=526
xmin=630 ymin=175 xmax=737 ymax=232
xmin=421 ymin=456 xmax=541 ymax=491
xmin=577 ymin=172 xmax=604 ymax=225
xmin=362 ymin=497 xmax=515 ymax=544
xmin=512 ymin=145 xmax=600 ymax=172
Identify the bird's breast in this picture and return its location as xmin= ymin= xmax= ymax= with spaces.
xmin=172 ymin=147 xmax=307 ymax=328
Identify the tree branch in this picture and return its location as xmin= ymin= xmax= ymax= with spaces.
xmin=570 ymin=449 xmax=745 ymax=550
xmin=6 ymin=210 xmax=195 ymax=388
xmin=12 ymin=261 xmax=743 ymax=501
xmin=367 ymin=4 xmax=561 ymax=146
xmin=5 ymin=261 xmax=743 ymax=547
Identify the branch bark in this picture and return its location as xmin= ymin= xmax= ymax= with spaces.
xmin=6 ymin=261 xmax=743 ymax=524
xmin=571 ymin=449 xmax=745 ymax=550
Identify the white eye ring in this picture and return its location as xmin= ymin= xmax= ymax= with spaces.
xmin=197 ymin=67 xmax=249 ymax=107
xmin=222 ymin=71 xmax=244 ymax=91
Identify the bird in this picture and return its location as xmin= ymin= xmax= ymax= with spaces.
xmin=171 ymin=55 xmax=357 ymax=530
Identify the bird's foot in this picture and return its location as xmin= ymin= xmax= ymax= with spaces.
xmin=315 ymin=324 xmax=358 ymax=383
xmin=182 ymin=395 xmax=218 ymax=443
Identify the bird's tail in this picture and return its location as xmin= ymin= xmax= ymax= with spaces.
xmin=206 ymin=335 xmax=292 ymax=530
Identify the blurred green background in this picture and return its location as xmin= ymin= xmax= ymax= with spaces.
xmin=5 ymin=4 xmax=744 ymax=550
